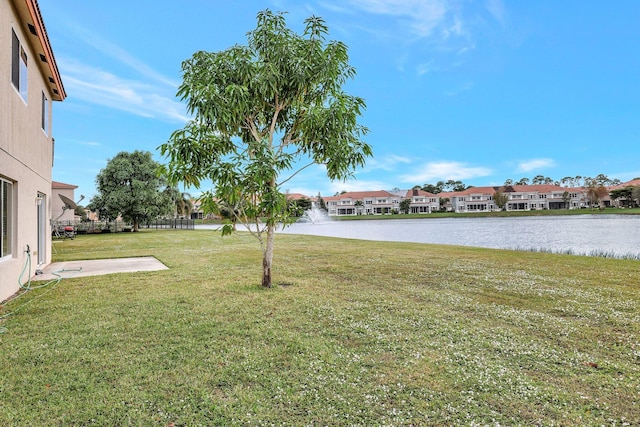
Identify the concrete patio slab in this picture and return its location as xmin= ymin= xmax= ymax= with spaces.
xmin=32 ymin=257 xmax=169 ymax=281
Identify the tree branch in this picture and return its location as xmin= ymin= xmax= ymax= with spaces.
xmin=277 ymin=161 xmax=316 ymax=187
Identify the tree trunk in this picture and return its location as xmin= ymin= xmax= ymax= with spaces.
xmin=261 ymin=224 xmax=275 ymax=288
xmin=133 ymin=221 xmax=139 ymax=232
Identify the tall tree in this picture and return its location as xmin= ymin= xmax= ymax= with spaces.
xmin=593 ymin=173 xmax=612 ymax=186
xmin=632 ymin=186 xmax=640 ymax=207
xmin=89 ymin=151 xmax=170 ymax=231
xmin=317 ymin=193 xmax=327 ymax=211
xmin=586 ymin=183 xmax=609 ymax=209
xmin=532 ymin=175 xmax=545 ymax=185
xmin=493 ymin=187 xmax=509 ymax=211
xmin=421 ymin=183 xmax=441 ymax=194
xmin=159 ymin=10 xmax=371 ymax=288
xmin=288 ymin=197 xmax=312 ymax=217
xmin=399 ymin=198 xmax=411 ymax=214
xmin=609 ymin=186 xmax=635 ymax=207
xmin=562 ymin=191 xmax=571 ymax=209
xmin=560 ymin=176 xmax=573 ymax=187
xmin=443 ymin=180 xmax=466 ymax=192
xmin=163 ymin=187 xmax=193 ymax=218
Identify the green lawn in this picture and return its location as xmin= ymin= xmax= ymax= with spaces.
xmin=1 ymin=230 xmax=638 ymax=426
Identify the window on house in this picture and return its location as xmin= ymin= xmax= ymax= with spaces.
xmin=11 ymin=29 xmax=28 ymax=102
xmin=1 ymin=178 xmax=13 ymax=259
xmin=42 ymin=92 xmax=48 ymax=133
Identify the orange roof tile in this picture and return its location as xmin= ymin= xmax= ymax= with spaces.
xmin=52 ymin=181 xmax=78 ymax=189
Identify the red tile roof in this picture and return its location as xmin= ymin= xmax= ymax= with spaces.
xmin=325 ymin=190 xmax=396 ymax=201
xmin=285 ymin=193 xmax=312 ymax=200
xmin=405 ymin=189 xmax=437 ymax=198
xmin=511 ymin=184 xmax=566 ymax=193
xmin=52 ymin=181 xmax=78 ymax=189
xmin=15 ymin=0 xmax=66 ymax=101
xmin=610 ymin=179 xmax=640 ymax=189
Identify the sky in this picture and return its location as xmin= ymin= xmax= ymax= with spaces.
xmin=39 ymin=0 xmax=640 ymax=202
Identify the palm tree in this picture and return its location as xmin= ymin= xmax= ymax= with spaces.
xmin=163 ymin=187 xmax=193 ymax=219
xmin=354 ymin=200 xmax=364 ymax=215
xmin=532 ymin=175 xmax=545 ymax=185
xmin=175 ymin=192 xmax=193 ymax=218
xmin=562 ymin=191 xmax=571 ymax=209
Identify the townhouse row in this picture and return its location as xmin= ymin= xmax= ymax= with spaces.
xmin=320 ymin=180 xmax=640 ymax=217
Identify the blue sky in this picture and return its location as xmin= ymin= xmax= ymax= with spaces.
xmin=40 ymin=0 xmax=640 ymax=202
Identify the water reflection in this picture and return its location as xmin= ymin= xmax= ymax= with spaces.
xmin=279 ymin=215 xmax=640 ymax=259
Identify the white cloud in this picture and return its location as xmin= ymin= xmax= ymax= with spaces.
xmin=485 ymin=0 xmax=506 ymax=25
xmin=416 ymin=60 xmax=438 ymax=75
xmin=54 ymin=21 xmax=187 ymax=123
xmin=334 ymin=0 xmax=502 ymax=79
xmin=67 ymin=22 xmax=180 ymax=88
xmin=517 ymin=158 xmax=556 ymax=173
xmin=60 ymin=61 xmax=188 ymax=123
xmin=365 ymin=154 xmax=413 ymax=172
xmin=345 ymin=0 xmax=449 ymax=38
xmin=399 ymin=161 xmax=492 ymax=183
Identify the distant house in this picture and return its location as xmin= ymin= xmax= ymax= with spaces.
xmin=1 ymin=0 xmax=65 ymax=302
xmin=189 ymin=196 xmax=219 ymax=220
xmin=448 ymin=184 xmax=587 ymax=212
xmin=607 ymin=179 xmax=640 ymax=208
xmin=51 ymin=181 xmax=78 ymax=223
xmin=324 ymin=190 xmax=403 ymax=216
xmin=404 ymin=188 xmax=440 ymax=213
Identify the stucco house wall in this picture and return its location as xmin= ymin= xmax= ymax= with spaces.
xmin=51 ymin=181 xmax=78 ymax=223
xmin=0 ymin=0 xmax=65 ymax=302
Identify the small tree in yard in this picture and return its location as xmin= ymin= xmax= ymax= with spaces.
xmin=493 ymin=187 xmax=509 ymax=211
xmin=89 ymin=150 xmax=171 ymax=231
xmin=399 ymin=198 xmax=411 ymax=214
xmin=159 ymin=10 xmax=371 ymax=288
xmin=586 ymin=184 xmax=609 ymax=209
xmin=633 ymin=186 xmax=640 ymax=207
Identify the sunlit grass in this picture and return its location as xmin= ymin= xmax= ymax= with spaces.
xmin=1 ymin=230 xmax=638 ymax=425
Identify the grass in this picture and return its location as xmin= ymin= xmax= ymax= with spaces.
xmin=1 ymin=230 xmax=639 ymax=426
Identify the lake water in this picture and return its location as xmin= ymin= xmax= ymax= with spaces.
xmin=276 ymin=215 xmax=640 ymax=258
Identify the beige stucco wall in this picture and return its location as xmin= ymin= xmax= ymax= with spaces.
xmin=0 ymin=0 xmax=55 ymax=302
xmin=51 ymin=186 xmax=77 ymax=223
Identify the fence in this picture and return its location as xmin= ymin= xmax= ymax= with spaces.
xmin=141 ymin=219 xmax=195 ymax=230
xmin=52 ymin=219 xmax=194 ymax=234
